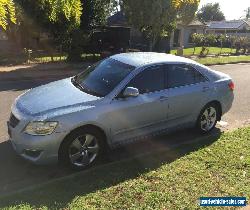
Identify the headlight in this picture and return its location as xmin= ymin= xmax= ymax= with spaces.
xmin=24 ymin=121 xmax=58 ymax=136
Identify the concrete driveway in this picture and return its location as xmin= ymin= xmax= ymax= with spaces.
xmin=0 ymin=63 xmax=249 ymax=195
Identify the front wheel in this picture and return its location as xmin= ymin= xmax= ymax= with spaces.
xmin=197 ymin=104 xmax=218 ymax=134
xmin=59 ymin=127 xmax=106 ymax=170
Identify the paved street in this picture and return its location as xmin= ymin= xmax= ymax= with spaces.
xmin=0 ymin=63 xmax=249 ymax=195
xmin=212 ymin=63 xmax=250 ymax=129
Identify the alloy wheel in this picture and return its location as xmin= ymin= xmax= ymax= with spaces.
xmin=200 ymin=106 xmax=217 ymax=132
xmin=68 ymin=134 xmax=99 ymax=167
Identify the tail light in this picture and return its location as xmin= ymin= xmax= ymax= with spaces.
xmin=228 ymin=81 xmax=234 ymax=91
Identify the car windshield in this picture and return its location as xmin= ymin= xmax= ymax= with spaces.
xmin=72 ymin=58 xmax=135 ymax=97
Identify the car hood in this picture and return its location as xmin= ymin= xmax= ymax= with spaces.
xmin=15 ymin=78 xmax=101 ymax=117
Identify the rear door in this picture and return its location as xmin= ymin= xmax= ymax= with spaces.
xmin=166 ymin=64 xmax=211 ymax=128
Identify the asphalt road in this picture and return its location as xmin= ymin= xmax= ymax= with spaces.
xmin=0 ymin=63 xmax=249 ymax=196
xmin=212 ymin=63 xmax=250 ymax=129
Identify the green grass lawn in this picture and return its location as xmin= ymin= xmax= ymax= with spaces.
xmin=31 ymin=53 xmax=100 ymax=63
xmin=1 ymin=47 xmax=249 ymax=66
xmin=194 ymin=55 xmax=250 ymax=65
xmin=170 ymin=47 xmax=236 ymax=56
xmin=33 ymin=53 xmax=250 ymax=66
xmin=33 ymin=55 xmax=67 ymax=63
xmin=170 ymin=47 xmax=250 ymax=65
xmin=0 ymin=53 xmax=101 ymax=65
xmin=0 ymin=127 xmax=250 ymax=210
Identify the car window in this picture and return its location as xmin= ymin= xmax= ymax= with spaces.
xmin=167 ymin=64 xmax=207 ymax=88
xmin=126 ymin=66 xmax=165 ymax=94
xmin=75 ymin=58 xmax=135 ymax=97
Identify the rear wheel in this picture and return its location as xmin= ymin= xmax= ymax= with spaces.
xmin=197 ymin=103 xmax=219 ymax=133
xmin=59 ymin=127 xmax=106 ymax=170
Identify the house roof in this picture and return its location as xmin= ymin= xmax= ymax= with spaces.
xmin=187 ymin=19 xmax=205 ymax=27
xmin=177 ymin=19 xmax=206 ymax=28
xmin=207 ymin=20 xmax=249 ymax=30
xmin=107 ymin=11 xmax=128 ymax=26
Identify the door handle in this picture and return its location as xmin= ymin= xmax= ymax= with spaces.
xmin=159 ymin=96 xmax=168 ymax=101
xmin=202 ymin=87 xmax=210 ymax=92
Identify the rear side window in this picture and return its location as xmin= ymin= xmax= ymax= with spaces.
xmin=127 ymin=66 xmax=165 ymax=94
xmin=167 ymin=64 xmax=207 ymax=88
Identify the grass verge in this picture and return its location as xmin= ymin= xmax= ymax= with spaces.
xmin=0 ymin=53 xmax=101 ymax=65
xmin=170 ymin=47 xmax=250 ymax=65
xmin=171 ymin=47 xmax=236 ymax=56
xmin=194 ymin=55 xmax=250 ymax=65
xmin=0 ymin=127 xmax=249 ymax=209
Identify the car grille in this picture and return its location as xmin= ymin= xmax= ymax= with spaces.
xmin=9 ymin=113 xmax=20 ymax=128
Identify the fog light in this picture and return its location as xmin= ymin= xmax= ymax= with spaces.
xmin=24 ymin=149 xmax=42 ymax=158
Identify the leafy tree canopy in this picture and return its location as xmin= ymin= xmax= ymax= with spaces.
xmin=197 ymin=3 xmax=225 ymax=23
xmin=245 ymin=7 xmax=250 ymax=20
xmin=48 ymin=0 xmax=82 ymax=25
xmin=122 ymin=0 xmax=200 ymax=50
xmin=0 ymin=0 xmax=16 ymax=29
xmin=80 ymin=0 xmax=116 ymax=29
xmin=15 ymin=0 xmax=82 ymax=29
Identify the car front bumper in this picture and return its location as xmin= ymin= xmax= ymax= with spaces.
xmin=8 ymin=122 xmax=67 ymax=165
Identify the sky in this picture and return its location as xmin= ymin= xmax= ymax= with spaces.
xmin=199 ymin=0 xmax=250 ymax=20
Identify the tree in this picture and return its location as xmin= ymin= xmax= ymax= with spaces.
xmin=217 ymin=34 xmax=226 ymax=54
xmin=122 ymin=0 xmax=200 ymax=51
xmin=15 ymin=0 xmax=82 ymax=29
xmin=0 ymin=0 xmax=16 ymax=29
xmin=197 ymin=3 xmax=225 ymax=23
xmin=191 ymin=33 xmax=204 ymax=54
xmin=229 ymin=35 xmax=237 ymax=54
xmin=15 ymin=0 xmax=116 ymax=61
xmin=80 ymin=0 xmax=115 ymax=29
xmin=66 ymin=0 xmax=116 ymax=61
xmin=13 ymin=0 xmax=82 ymax=60
xmin=245 ymin=7 xmax=250 ymax=20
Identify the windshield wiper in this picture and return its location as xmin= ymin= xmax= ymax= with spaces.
xmin=81 ymin=82 xmax=103 ymax=97
xmin=71 ymin=76 xmax=85 ymax=92
xmin=71 ymin=76 xmax=103 ymax=97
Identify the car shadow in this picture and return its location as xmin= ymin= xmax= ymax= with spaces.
xmin=0 ymin=128 xmax=222 ymax=208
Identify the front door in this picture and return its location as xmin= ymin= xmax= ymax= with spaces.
xmin=107 ymin=65 xmax=169 ymax=143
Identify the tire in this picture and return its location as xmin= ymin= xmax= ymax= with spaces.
xmin=58 ymin=127 xmax=106 ymax=170
xmin=196 ymin=103 xmax=219 ymax=134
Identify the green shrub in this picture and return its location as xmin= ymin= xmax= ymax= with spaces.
xmin=191 ymin=33 xmax=250 ymax=56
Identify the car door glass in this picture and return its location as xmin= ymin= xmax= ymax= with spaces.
xmin=127 ymin=66 xmax=165 ymax=94
xmin=167 ymin=64 xmax=206 ymax=88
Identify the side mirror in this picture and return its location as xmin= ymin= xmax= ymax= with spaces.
xmin=123 ymin=87 xmax=139 ymax=98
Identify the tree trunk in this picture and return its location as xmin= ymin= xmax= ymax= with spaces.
xmin=153 ymin=37 xmax=161 ymax=52
xmin=149 ymin=35 xmax=157 ymax=52
xmin=165 ymin=37 xmax=171 ymax=53
xmin=67 ymin=29 xmax=82 ymax=62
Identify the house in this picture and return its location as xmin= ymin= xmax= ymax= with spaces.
xmin=170 ymin=19 xmax=206 ymax=48
xmin=107 ymin=11 xmax=147 ymax=50
xmin=107 ymin=12 xmax=206 ymax=50
xmin=206 ymin=20 xmax=250 ymax=36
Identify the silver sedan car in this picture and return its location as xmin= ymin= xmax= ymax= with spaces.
xmin=8 ymin=53 xmax=234 ymax=169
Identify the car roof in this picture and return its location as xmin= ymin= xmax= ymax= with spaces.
xmin=111 ymin=52 xmax=198 ymax=67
